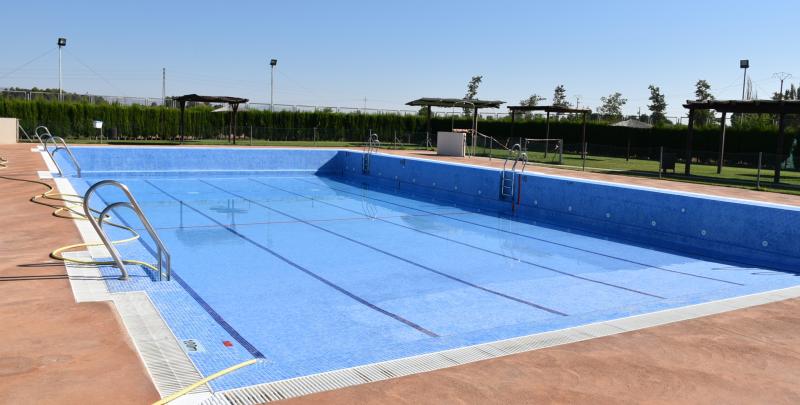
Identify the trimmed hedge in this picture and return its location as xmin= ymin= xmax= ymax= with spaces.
xmin=2 ymin=98 xmax=796 ymax=162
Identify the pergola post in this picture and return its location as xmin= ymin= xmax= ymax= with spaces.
xmin=510 ymin=110 xmax=515 ymax=139
xmin=544 ymin=111 xmax=550 ymax=158
xmin=426 ymin=105 xmax=432 ymax=144
xmin=775 ymin=112 xmax=786 ymax=183
xmin=179 ymin=100 xmax=186 ymax=144
xmin=716 ymin=112 xmax=727 ymax=174
xmin=472 ymin=107 xmax=479 ymax=156
xmin=626 ymin=130 xmax=631 ymax=162
xmin=581 ymin=112 xmax=587 ymax=159
xmin=684 ymin=109 xmax=695 ymax=175
xmin=232 ymin=103 xmax=239 ymax=145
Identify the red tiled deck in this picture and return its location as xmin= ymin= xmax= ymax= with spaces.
xmin=1 ymin=143 xmax=798 ymax=404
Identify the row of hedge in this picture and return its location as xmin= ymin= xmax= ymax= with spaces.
xmin=3 ymin=98 xmax=797 ymax=159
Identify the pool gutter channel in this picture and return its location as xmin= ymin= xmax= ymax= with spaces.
xmin=40 ymin=148 xmax=800 ymax=404
xmin=201 ymin=284 xmax=800 ymax=405
xmin=42 ymin=151 xmax=211 ymax=403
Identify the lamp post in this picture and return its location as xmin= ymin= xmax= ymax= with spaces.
xmin=740 ymin=59 xmax=749 ymax=100
xmin=269 ymin=59 xmax=277 ymax=111
xmin=773 ymin=72 xmax=792 ymax=100
xmin=58 ymin=37 xmax=67 ymax=101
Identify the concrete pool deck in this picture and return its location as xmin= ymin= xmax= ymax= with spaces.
xmin=0 ymin=143 xmax=158 ymax=404
xmin=1 ymin=142 xmax=799 ymax=404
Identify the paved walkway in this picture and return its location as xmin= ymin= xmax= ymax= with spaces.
xmin=0 ymin=144 xmax=157 ymax=405
xmin=1 ymin=143 xmax=798 ymax=404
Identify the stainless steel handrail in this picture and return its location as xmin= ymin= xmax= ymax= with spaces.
xmin=362 ymin=132 xmax=380 ymax=173
xmin=43 ymin=135 xmax=81 ymax=177
xmin=502 ymin=144 xmax=522 ymax=172
xmin=84 ymin=180 xmax=171 ymax=281
xmin=35 ymin=126 xmax=52 ymax=144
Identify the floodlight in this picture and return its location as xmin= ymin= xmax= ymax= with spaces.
xmin=740 ymin=59 xmax=749 ymax=69
xmin=58 ymin=37 xmax=67 ymax=47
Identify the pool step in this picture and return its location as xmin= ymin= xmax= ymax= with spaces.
xmin=500 ymin=170 xmax=514 ymax=198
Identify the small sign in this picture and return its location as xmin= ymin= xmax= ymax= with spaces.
xmin=182 ymin=339 xmax=204 ymax=353
xmin=93 ymin=120 xmax=103 ymax=129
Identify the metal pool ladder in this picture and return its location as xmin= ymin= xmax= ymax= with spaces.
xmin=500 ymin=143 xmax=527 ymax=199
xmin=43 ymin=135 xmax=82 ymax=177
xmin=83 ymin=180 xmax=171 ymax=281
xmin=362 ymin=131 xmax=380 ymax=173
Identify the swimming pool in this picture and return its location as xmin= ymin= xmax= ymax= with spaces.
xmin=52 ymin=147 xmax=800 ymax=395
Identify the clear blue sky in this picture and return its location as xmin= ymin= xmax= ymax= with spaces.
xmin=2 ymin=0 xmax=798 ymax=118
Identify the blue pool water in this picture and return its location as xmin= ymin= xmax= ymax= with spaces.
xmin=55 ymin=147 xmax=800 ymax=390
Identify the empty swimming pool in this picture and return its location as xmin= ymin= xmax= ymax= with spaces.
xmin=51 ymin=147 xmax=800 ymax=394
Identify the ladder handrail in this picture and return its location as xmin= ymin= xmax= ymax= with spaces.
xmin=83 ymin=180 xmax=171 ymax=281
xmin=363 ymin=132 xmax=380 ymax=173
xmin=502 ymin=144 xmax=522 ymax=171
xmin=43 ymin=135 xmax=82 ymax=177
xmin=35 ymin=126 xmax=53 ymax=144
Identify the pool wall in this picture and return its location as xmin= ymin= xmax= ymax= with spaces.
xmin=57 ymin=146 xmax=343 ymax=177
xmin=343 ymin=151 xmax=800 ymax=273
xmin=57 ymin=147 xmax=800 ymax=272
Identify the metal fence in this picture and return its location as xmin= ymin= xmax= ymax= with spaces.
xmin=496 ymin=142 xmax=800 ymax=192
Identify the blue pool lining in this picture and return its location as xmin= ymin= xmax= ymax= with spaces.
xmin=247 ymin=178 xmax=665 ymax=299
xmin=199 ymin=180 xmax=568 ymax=316
xmin=378 ymin=151 xmax=800 ymax=212
xmin=142 ymin=179 xmax=441 ymax=338
xmin=300 ymin=177 xmax=746 ymax=287
xmin=89 ymin=187 xmax=267 ymax=359
xmin=136 ymin=211 xmax=477 ymax=231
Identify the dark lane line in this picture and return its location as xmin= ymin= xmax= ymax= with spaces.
xmin=90 ymin=187 xmax=266 ymax=358
xmin=202 ymin=180 xmax=567 ymax=316
xmin=255 ymin=178 xmax=665 ymax=299
xmin=296 ymin=177 xmax=743 ymax=286
xmin=143 ymin=180 xmax=440 ymax=338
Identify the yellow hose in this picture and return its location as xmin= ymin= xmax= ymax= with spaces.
xmin=152 ymin=359 xmax=259 ymax=405
xmin=0 ymin=160 xmax=158 ymax=273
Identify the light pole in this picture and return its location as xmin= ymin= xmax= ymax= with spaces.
xmin=773 ymin=72 xmax=792 ymax=100
xmin=740 ymin=59 xmax=749 ymax=100
xmin=58 ymin=37 xmax=66 ymax=101
xmin=269 ymin=59 xmax=277 ymax=111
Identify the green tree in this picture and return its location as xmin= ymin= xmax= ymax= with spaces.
xmin=694 ymin=79 xmax=716 ymax=126
xmin=520 ymin=94 xmax=545 ymax=107
xmin=463 ymin=75 xmax=483 ymax=115
xmin=552 ymin=85 xmax=570 ymax=107
xmin=517 ymin=94 xmax=546 ymax=119
xmin=598 ymin=92 xmax=627 ymax=119
xmin=647 ymin=85 xmax=667 ymax=125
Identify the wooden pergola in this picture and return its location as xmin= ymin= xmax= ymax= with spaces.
xmin=683 ymin=100 xmax=800 ymax=182
xmin=406 ymin=98 xmax=505 ymax=144
xmin=173 ymin=94 xmax=249 ymax=144
xmin=507 ymin=105 xmax=591 ymax=157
